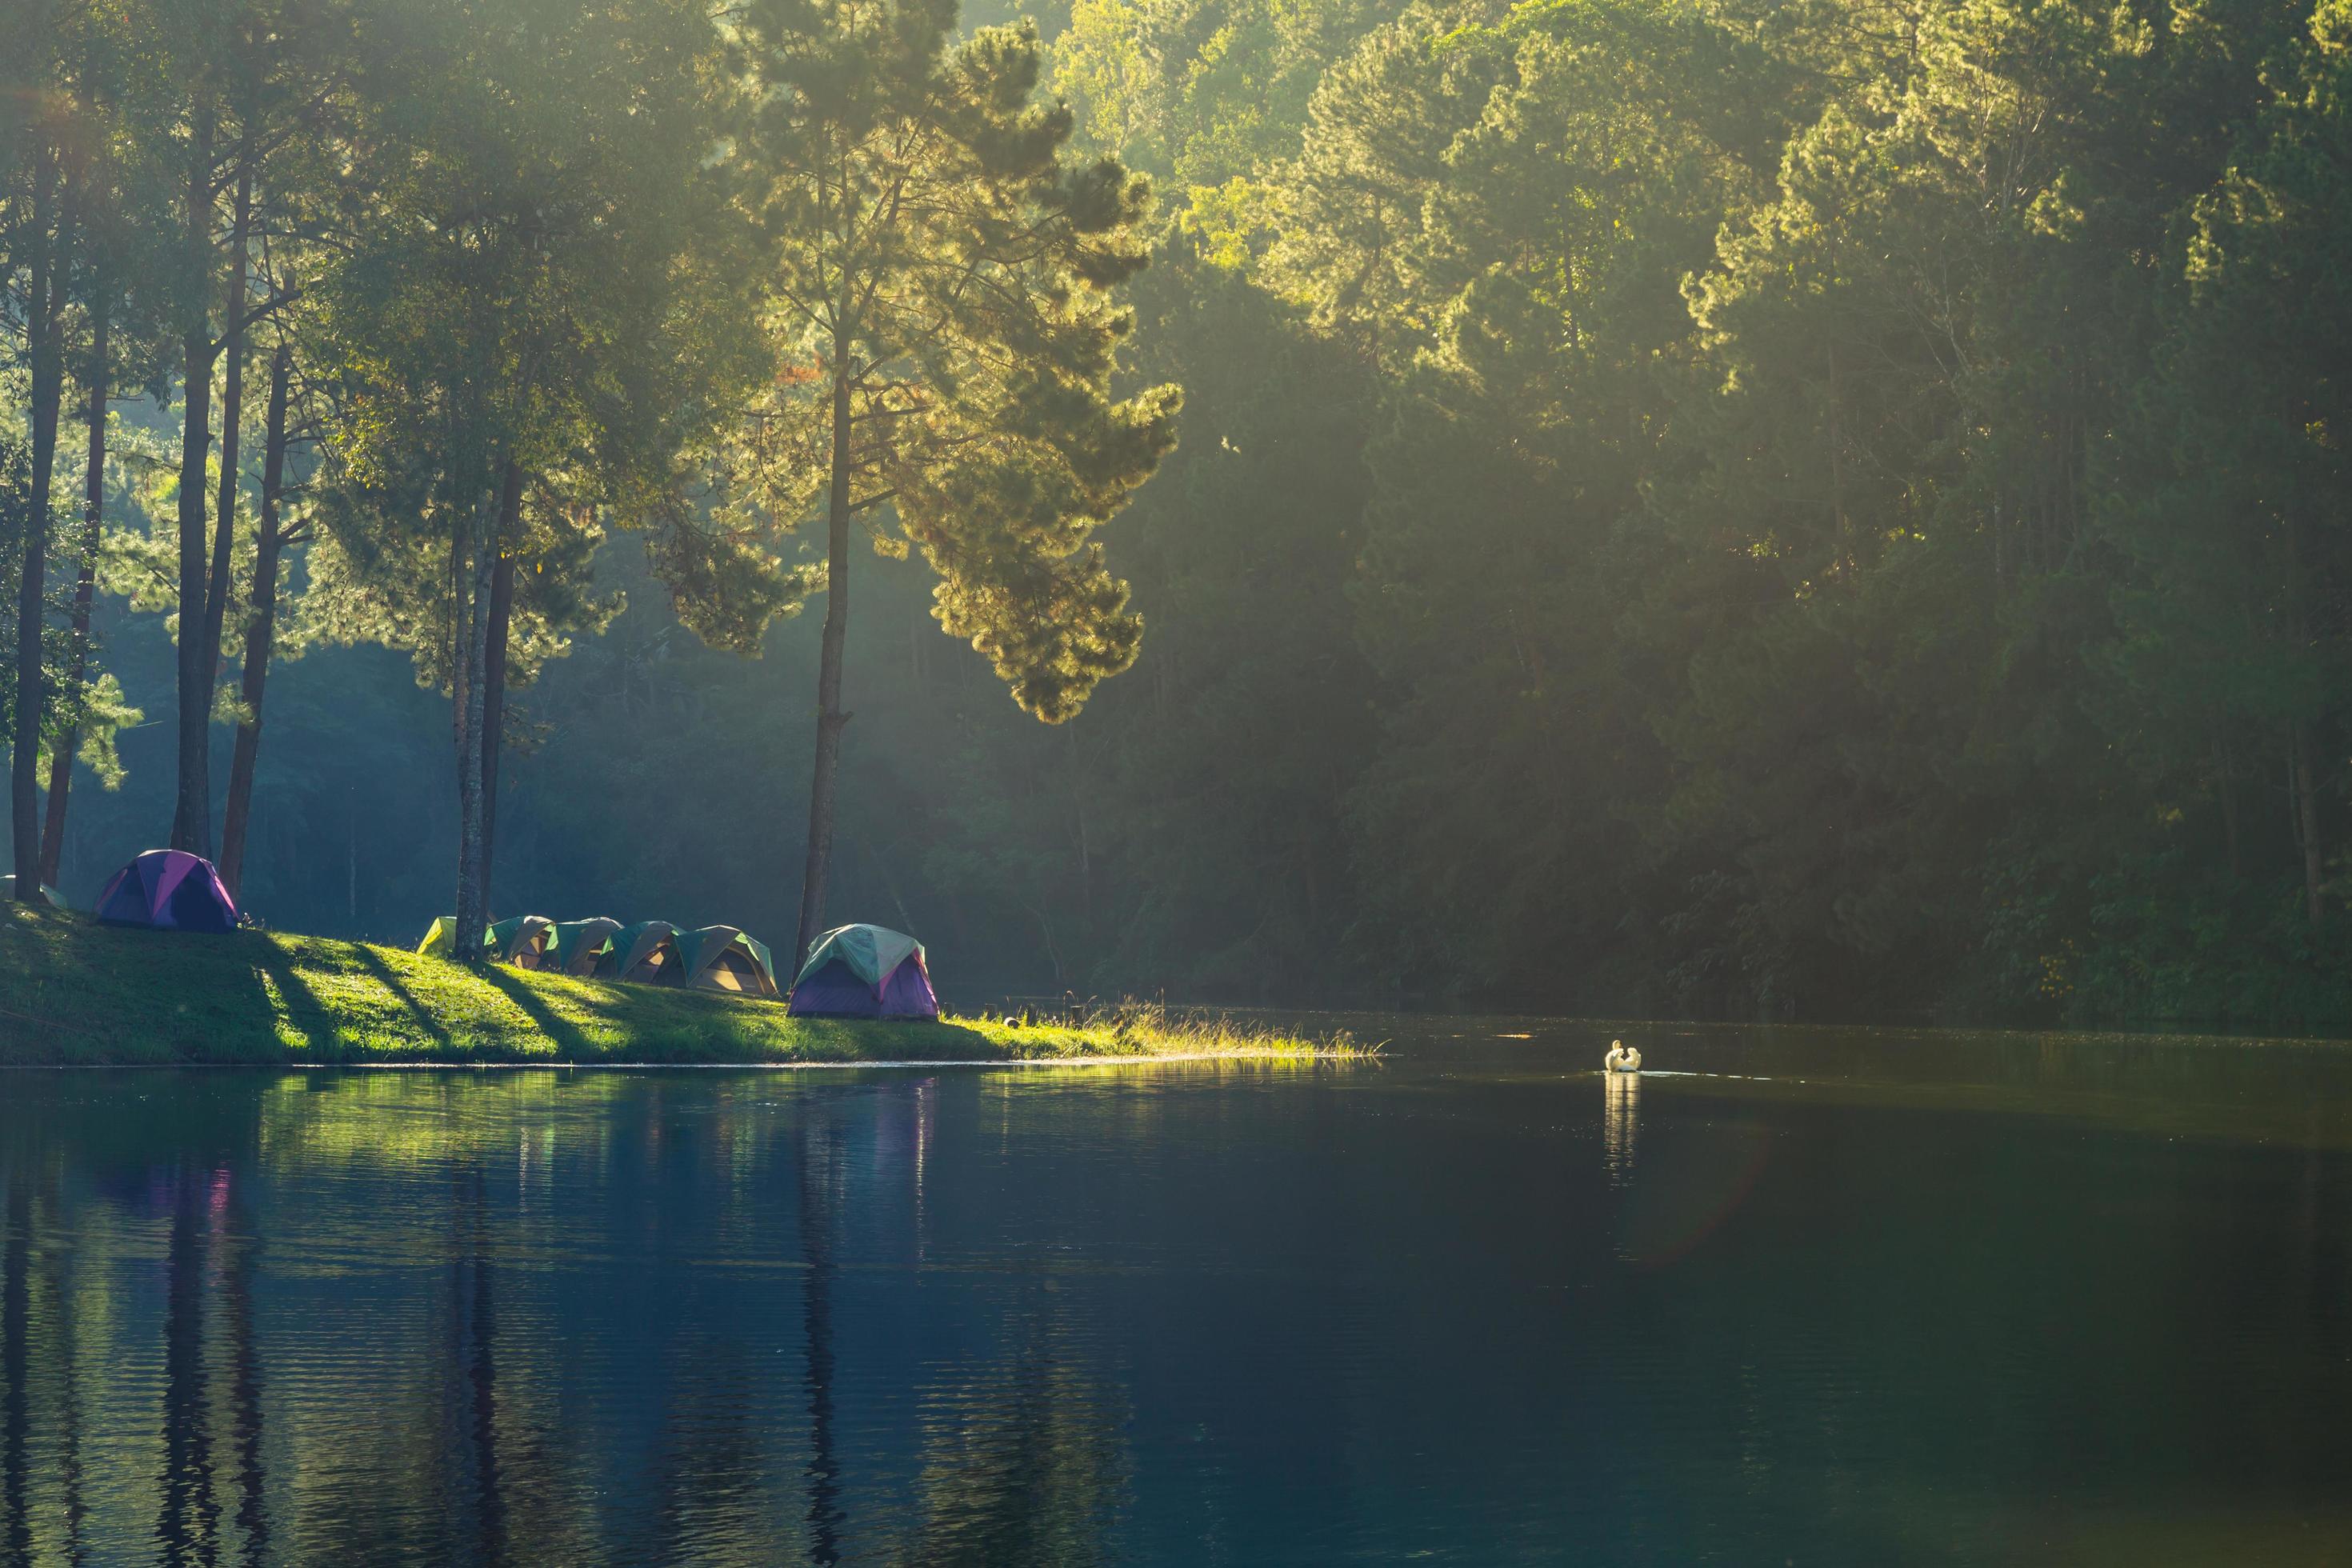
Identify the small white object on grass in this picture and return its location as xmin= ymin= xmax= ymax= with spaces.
xmin=1605 ymin=1038 xmax=1642 ymax=1074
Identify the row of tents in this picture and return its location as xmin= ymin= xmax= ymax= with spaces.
xmin=421 ymin=916 xmax=779 ymax=995
xmin=418 ymin=915 xmax=942 ymax=1020
xmin=17 ymin=847 xmax=944 ymax=1022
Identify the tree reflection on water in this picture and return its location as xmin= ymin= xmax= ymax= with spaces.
xmin=5 ymin=1050 xmax=2350 ymax=1565
xmin=0 ymin=1070 xmax=1133 ymax=1565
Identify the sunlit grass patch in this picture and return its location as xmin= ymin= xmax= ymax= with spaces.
xmin=0 ymin=907 xmax=1354 ymax=1066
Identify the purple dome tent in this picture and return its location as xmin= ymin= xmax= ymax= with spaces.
xmin=94 ymin=850 xmax=240 ymax=934
xmin=788 ymin=924 xmax=939 ymax=1019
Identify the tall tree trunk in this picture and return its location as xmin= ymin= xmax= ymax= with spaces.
xmin=1072 ymin=730 xmax=1092 ymax=929
xmin=12 ymin=151 xmax=65 ymax=903
xmin=2294 ymin=722 xmax=2324 ymax=931
xmin=172 ymin=108 xmax=218 ymax=857
xmin=2282 ymin=500 xmax=2326 ymax=933
xmin=39 ymin=277 xmax=106 ymax=889
xmin=449 ymin=453 xmax=470 ymax=758
xmin=2213 ymin=730 xmax=2242 ymax=886
xmin=478 ymin=467 xmax=521 ymax=913
xmin=1826 ymin=340 xmax=1850 ymax=578
xmin=794 ymin=363 xmax=856 ymax=969
xmin=219 ymin=342 xmax=291 ymax=900
xmin=201 ymin=154 xmax=254 ymax=693
xmin=451 ymin=463 xmax=506 ymax=962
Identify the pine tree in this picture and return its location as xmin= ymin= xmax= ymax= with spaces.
xmin=738 ymin=0 xmax=1181 ymax=966
xmin=314 ymin=0 xmax=759 ymax=958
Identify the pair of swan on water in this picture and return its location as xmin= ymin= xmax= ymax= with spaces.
xmin=1604 ymin=1038 xmax=1642 ymax=1074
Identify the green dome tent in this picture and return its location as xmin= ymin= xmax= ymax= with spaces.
xmin=788 ymin=924 xmax=939 ymax=1018
xmin=419 ymin=916 xmax=490 ymax=958
xmin=420 ymin=915 xmax=553 ymax=967
xmin=600 ymin=922 xmax=684 ymax=986
xmin=489 ymin=916 xmax=554 ymax=969
xmin=550 ymin=918 xmax=622 ymax=977
xmin=675 ymin=926 xmax=779 ymax=998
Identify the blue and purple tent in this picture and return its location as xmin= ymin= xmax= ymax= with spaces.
xmin=788 ymin=924 xmax=939 ymax=1019
xmin=94 ymin=850 xmax=240 ymax=934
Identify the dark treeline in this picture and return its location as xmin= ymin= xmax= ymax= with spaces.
xmin=8 ymin=0 xmax=2352 ymax=1025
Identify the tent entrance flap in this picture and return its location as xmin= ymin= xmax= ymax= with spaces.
xmin=677 ymin=926 xmax=781 ymax=999
xmin=552 ymin=918 xmax=622 ymax=976
xmin=602 ymin=922 xmax=685 ymax=986
xmin=490 ymin=916 xmax=555 ymax=969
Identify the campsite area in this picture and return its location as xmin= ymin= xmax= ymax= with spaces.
xmin=0 ymin=906 xmax=1328 ymax=1064
xmin=10 ymin=0 xmax=2352 ymax=1561
xmin=12 ymin=0 xmax=2352 ymax=1034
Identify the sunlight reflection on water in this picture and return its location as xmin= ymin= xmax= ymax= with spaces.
xmin=1603 ymin=1071 xmax=1639 ymax=1187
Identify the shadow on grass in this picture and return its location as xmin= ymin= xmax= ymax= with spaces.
xmin=346 ymin=943 xmax=454 ymax=1052
xmin=246 ymin=941 xmax=342 ymax=1062
xmin=15 ymin=918 xmax=342 ymax=1065
xmin=0 ymin=907 xmax=119 ymax=1059
xmin=478 ymin=966 xmax=596 ymax=1059
xmin=5 ymin=910 xmax=1049 ymax=1066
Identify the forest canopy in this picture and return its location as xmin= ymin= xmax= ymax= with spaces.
xmin=6 ymin=0 xmax=2351 ymax=1025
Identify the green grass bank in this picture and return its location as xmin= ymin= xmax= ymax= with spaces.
xmin=0 ymin=909 xmax=1333 ymax=1066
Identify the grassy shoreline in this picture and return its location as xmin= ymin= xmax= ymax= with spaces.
xmin=1 ymin=909 xmax=1338 ymax=1066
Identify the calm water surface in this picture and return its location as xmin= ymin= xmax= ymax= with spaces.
xmin=3 ymin=1019 xmax=2350 ymax=1564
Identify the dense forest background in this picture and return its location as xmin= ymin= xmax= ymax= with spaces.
xmin=9 ymin=0 xmax=2352 ymax=1024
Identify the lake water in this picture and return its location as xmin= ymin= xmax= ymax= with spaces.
xmin=2 ymin=1018 xmax=2350 ymax=1564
